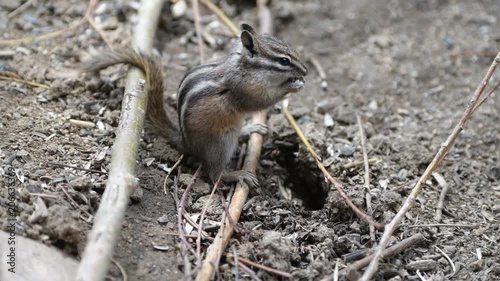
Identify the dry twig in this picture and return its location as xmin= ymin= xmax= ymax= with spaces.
xmin=0 ymin=0 xmax=111 ymax=47
xmin=360 ymin=51 xmax=500 ymax=281
xmin=432 ymin=172 xmax=448 ymax=222
xmin=192 ymin=0 xmax=205 ymax=63
xmin=407 ymin=223 xmax=478 ymax=228
xmin=341 ymin=233 xmax=424 ymax=281
xmin=282 ymin=101 xmax=384 ymax=230
xmin=163 ymin=154 xmax=184 ymax=195
xmin=357 ymin=115 xmax=376 ymax=242
xmin=227 ymin=259 xmax=263 ymax=281
xmin=342 ymin=157 xmax=380 ymax=169
xmin=196 ymin=177 xmax=221 ymax=268
xmin=307 ymin=53 xmax=328 ymax=89
xmin=75 ymin=1 xmax=165 ymax=280
xmin=226 ymin=253 xmax=293 ymax=279
xmin=47 ymin=161 xmax=107 ymax=175
xmin=0 ymin=74 xmax=51 ymax=89
xmin=199 ymin=0 xmax=239 ymax=37
xmin=178 ymin=166 xmax=202 ymax=279
xmin=7 ymin=0 xmax=34 ymax=18
xmin=111 ymin=258 xmax=128 ymax=281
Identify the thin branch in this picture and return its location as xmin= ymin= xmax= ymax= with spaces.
xmin=340 ymin=233 xmax=424 ymax=281
xmin=470 ymin=80 xmax=500 ymax=114
xmin=0 ymin=74 xmax=51 ymax=89
xmin=47 ymin=161 xmax=107 ymax=175
xmin=227 ymin=259 xmax=263 ymax=281
xmin=163 ymin=154 xmax=184 ymax=195
xmin=0 ymin=0 xmax=97 ymax=46
xmin=111 ymin=259 xmax=128 ymax=281
xmin=7 ymin=0 xmax=34 ymax=18
xmin=360 ymin=51 xmax=500 ymax=281
xmin=307 ymin=53 xmax=328 ymax=89
xmin=283 ymin=101 xmax=383 ymax=230
xmin=192 ymin=0 xmax=205 ymax=63
xmin=199 ymin=0 xmax=239 ymax=37
xmin=178 ymin=166 xmax=202 ymax=279
xmin=357 ymin=115 xmax=376 ymax=242
xmin=196 ymin=177 xmax=222 ymax=267
xmin=226 ymin=253 xmax=293 ymax=279
xmin=342 ymin=157 xmax=380 ymax=169
xmin=432 ymin=172 xmax=448 ymax=222
xmin=407 ymin=223 xmax=478 ymax=228
xmin=75 ymin=1 xmax=165 ymax=280
xmin=436 ymin=246 xmax=456 ymax=274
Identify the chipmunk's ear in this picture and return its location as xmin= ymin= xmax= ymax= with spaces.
xmin=241 ymin=23 xmax=256 ymax=34
xmin=241 ymin=25 xmax=258 ymax=56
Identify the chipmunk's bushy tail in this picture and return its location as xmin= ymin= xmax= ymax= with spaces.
xmin=81 ymin=49 xmax=182 ymax=148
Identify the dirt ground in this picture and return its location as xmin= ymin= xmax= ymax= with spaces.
xmin=1 ymin=0 xmax=499 ymax=280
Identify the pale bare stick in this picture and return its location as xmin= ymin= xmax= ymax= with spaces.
xmin=0 ymin=0 xmax=99 ymax=46
xmin=338 ymin=233 xmax=424 ymax=281
xmin=232 ymin=247 xmax=240 ymax=280
xmin=282 ymin=101 xmax=384 ymax=230
xmin=407 ymin=223 xmax=478 ymax=228
xmin=195 ymin=2 xmax=270 ymax=280
xmin=227 ymin=259 xmax=263 ymax=281
xmin=86 ymin=16 xmax=114 ymax=48
xmin=0 ymin=74 xmax=51 ymax=89
xmin=470 ymin=80 xmax=500 ymax=114
xmin=436 ymin=246 xmax=456 ymax=274
xmin=163 ymin=154 xmax=184 ymax=195
xmin=178 ymin=166 xmax=202 ymax=279
xmin=47 ymin=161 xmax=107 ymax=175
xmin=342 ymin=157 xmax=380 ymax=169
xmin=111 ymin=258 xmax=128 ymax=281
xmin=360 ymin=52 xmax=500 ymax=281
xmin=8 ymin=0 xmax=34 ymax=18
xmin=196 ymin=177 xmax=222 ymax=266
xmin=60 ymin=185 xmax=93 ymax=219
xmin=357 ymin=115 xmax=376 ymax=242
xmin=226 ymin=253 xmax=293 ymax=278
xmin=307 ymin=53 xmax=328 ymax=89
xmin=164 ymin=231 xmax=215 ymax=241
xmin=432 ymin=172 xmax=448 ymax=222
xmin=192 ymin=0 xmax=206 ymax=63
xmin=75 ymin=1 xmax=165 ymax=280
xmin=199 ymin=0 xmax=239 ymax=37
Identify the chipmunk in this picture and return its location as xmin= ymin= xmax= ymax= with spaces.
xmin=82 ymin=24 xmax=307 ymax=187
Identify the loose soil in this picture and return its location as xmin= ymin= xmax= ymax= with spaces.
xmin=1 ymin=0 xmax=499 ymax=280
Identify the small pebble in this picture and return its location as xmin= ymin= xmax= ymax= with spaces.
xmin=171 ymin=0 xmax=187 ymax=19
xmin=368 ymin=100 xmax=378 ymax=111
xmin=397 ymin=169 xmax=408 ymax=181
xmin=324 ymin=113 xmax=334 ymax=128
xmin=26 ymin=185 xmax=43 ymax=193
xmin=379 ymin=179 xmax=389 ymax=189
xmin=468 ymin=259 xmax=483 ymax=271
xmin=79 ymin=129 xmax=91 ymax=137
xmin=130 ymin=187 xmax=143 ymax=203
xmin=158 ymin=215 xmax=169 ymax=224
xmin=339 ymin=145 xmax=354 ymax=156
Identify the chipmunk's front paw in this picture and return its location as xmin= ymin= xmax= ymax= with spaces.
xmin=241 ymin=123 xmax=268 ymax=136
xmin=222 ymin=170 xmax=259 ymax=188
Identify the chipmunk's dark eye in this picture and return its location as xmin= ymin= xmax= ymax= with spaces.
xmin=278 ymin=57 xmax=291 ymax=66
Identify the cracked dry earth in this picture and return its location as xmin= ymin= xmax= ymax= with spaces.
xmin=0 ymin=0 xmax=499 ymax=280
